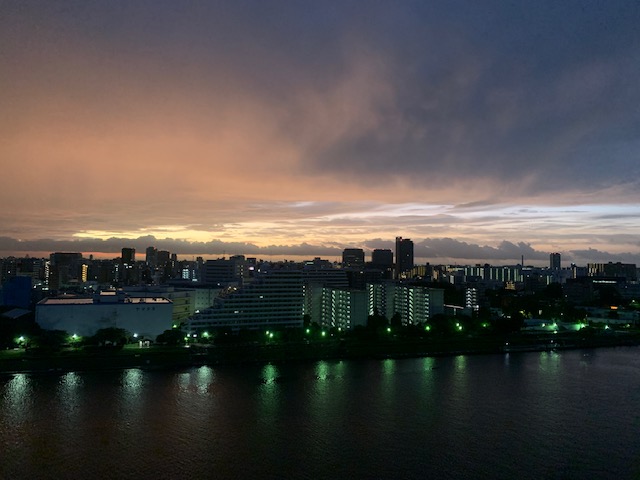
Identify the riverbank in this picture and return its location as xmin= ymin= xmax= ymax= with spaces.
xmin=2 ymin=331 xmax=639 ymax=375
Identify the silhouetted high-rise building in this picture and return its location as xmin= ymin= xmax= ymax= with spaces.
xmin=342 ymin=248 xmax=365 ymax=268
xmin=146 ymin=246 xmax=158 ymax=267
xmin=550 ymin=253 xmax=561 ymax=271
xmin=157 ymin=250 xmax=171 ymax=266
xmin=371 ymin=249 xmax=393 ymax=269
xmin=122 ymin=248 xmax=136 ymax=265
xmin=395 ymin=237 xmax=414 ymax=278
xmin=49 ymin=252 xmax=84 ymax=289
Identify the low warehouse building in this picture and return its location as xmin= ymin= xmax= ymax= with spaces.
xmin=36 ymin=291 xmax=173 ymax=340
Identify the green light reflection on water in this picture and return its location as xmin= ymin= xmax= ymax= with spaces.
xmin=455 ymin=355 xmax=466 ymax=372
xmin=315 ymin=361 xmax=329 ymax=381
xmin=261 ymin=363 xmax=279 ymax=386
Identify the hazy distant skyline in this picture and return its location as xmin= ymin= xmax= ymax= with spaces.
xmin=2 ymin=1 xmax=640 ymax=265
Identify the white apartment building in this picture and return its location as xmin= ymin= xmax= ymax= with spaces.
xmin=188 ymin=269 xmax=304 ymax=331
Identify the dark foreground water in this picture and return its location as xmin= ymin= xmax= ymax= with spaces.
xmin=2 ymin=347 xmax=640 ymax=479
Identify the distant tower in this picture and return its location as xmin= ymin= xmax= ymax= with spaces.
xmin=395 ymin=237 xmax=414 ymax=278
xmin=371 ymin=249 xmax=393 ymax=269
xmin=550 ymin=253 xmax=561 ymax=271
xmin=145 ymin=246 xmax=158 ymax=267
xmin=157 ymin=250 xmax=170 ymax=266
xmin=121 ymin=248 xmax=136 ymax=265
xmin=342 ymin=248 xmax=365 ymax=268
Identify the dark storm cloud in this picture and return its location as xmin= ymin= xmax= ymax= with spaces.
xmin=570 ymin=248 xmax=640 ymax=265
xmin=296 ymin=1 xmax=640 ymax=197
xmin=0 ymin=236 xmax=342 ymax=259
xmin=2 ymin=0 xmax=640 ymax=262
xmin=414 ymin=238 xmax=549 ymax=262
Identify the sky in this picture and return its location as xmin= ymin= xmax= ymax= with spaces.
xmin=1 ymin=0 xmax=640 ymax=266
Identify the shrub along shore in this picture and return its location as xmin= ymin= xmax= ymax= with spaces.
xmin=2 ymin=330 xmax=639 ymax=375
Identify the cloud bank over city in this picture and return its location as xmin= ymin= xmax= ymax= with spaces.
xmin=1 ymin=1 xmax=639 ymax=264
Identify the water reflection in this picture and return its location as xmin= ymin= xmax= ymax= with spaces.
xmin=333 ymin=360 xmax=346 ymax=379
xmin=123 ymin=368 xmax=144 ymax=391
xmin=450 ymin=354 xmax=468 ymax=397
xmin=196 ymin=366 xmax=215 ymax=395
xmin=454 ymin=354 xmax=466 ymax=372
xmin=121 ymin=369 xmax=145 ymax=411
xmin=2 ymin=374 xmax=33 ymax=427
xmin=382 ymin=358 xmax=395 ymax=376
xmin=258 ymin=364 xmax=281 ymax=427
xmin=56 ymin=372 xmax=83 ymax=421
xmin=2 ymin=350 xmax=640 ymax=479
xmin=380 ymin=359 xmax=396 ymax=408
xmin=261 ymin=363 xmax=279 ymax=386
xmin=421 ymin=356 xmax=435 ymax=372
xmin=315 ymin=360 xmax=329 ymax=381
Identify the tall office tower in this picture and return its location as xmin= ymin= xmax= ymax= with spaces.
xmin=146 ymin=246 xmax=158 ymax=267
xmin=550 ymin=253 xmax=561 ymax=271
xmin=395 ymin=237 xmax=414 ymax=278
xmin=342 ymin=248 xmax=365 ymax=268
xmin=120 ymin=248 xmax=137 ymax=285
xmin=157 ymin=250 xmax=171 ymax=266
xmin=48 ymin=252 xmax=84 ymax=289
xmin=122 ymin=248 xmax=136 ymax=265
xmin=371 ymin=249 xmax=393 ymax=269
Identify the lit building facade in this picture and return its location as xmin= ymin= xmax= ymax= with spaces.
xmin=319 ymin=287 xmax=368 ymax=330
xmin=188 ymin=269 xmax=304 ymax=331
xmin=36 ymin=291 xmax=173 ymax=339
xmin=368 ymin=281 xmax=444 ymax=325
xmin=393 ymin=285 xmax=444 ymax=325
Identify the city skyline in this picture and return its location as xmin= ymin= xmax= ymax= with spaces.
xmin=2 ymin=1 xmax=640 ymax=265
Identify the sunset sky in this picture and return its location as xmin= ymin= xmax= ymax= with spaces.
xmin=2 ymin=1 xmax=640 ymax=265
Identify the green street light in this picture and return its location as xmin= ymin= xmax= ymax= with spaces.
xmin=321 ymin=331 xmax=326 ymax=337
xmin=386 ymin=327 xmax=391 ymax=333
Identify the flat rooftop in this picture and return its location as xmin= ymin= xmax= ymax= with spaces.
xmin=39 ymin=295 xmax=172 ymax=306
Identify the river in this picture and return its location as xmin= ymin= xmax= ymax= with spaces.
xmin=2 ymin=347 xmax=640 ymax=479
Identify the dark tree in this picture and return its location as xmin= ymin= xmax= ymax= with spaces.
xmin=156 ymin=329 xmax=185 ymax=345
xmin=89 ymin=327 xmax=129 ymax=347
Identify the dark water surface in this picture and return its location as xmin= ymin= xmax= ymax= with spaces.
xmin=2 ymin=347 xmax=640 ymax=479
